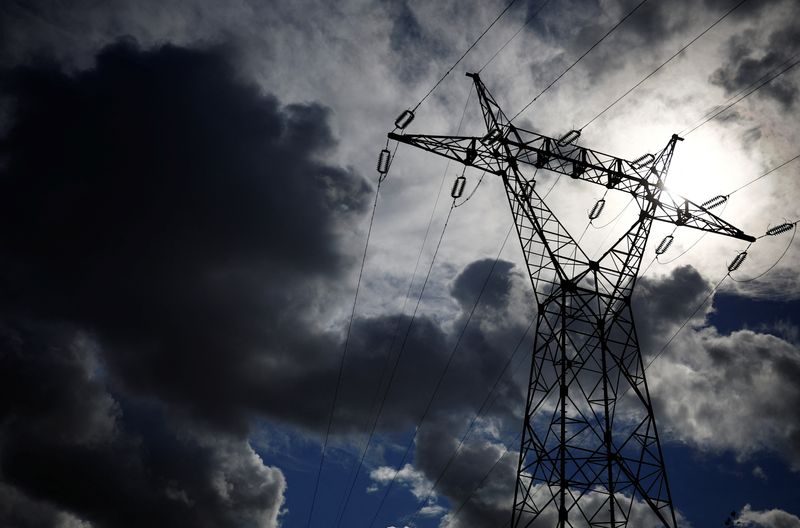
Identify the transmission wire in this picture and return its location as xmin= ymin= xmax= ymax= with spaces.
xmin=404 ymin=225 xmax=529 ymax=522
xmin=682 ymin=56 xmax=800 ymax=136
xmin=478 ymin=0 xmax=552 ymax=73
xmin=305 ymin=165 xmax=388 ymax=527
xmin=580 ymin=0 xmax=749 ymax=131
xmin=403 ymin=175 xmax=566 ymax=526
xmin=510 ymin=0 xmax=652 ymax=122
xmin=644 ymin=272 xmax=729 ymax=371
xmin=332 ymin=161 xmax=446 ymax=528
xmin=725 ymin=152 xmax=800 ymax=196
xmin=730 ymin=223 xmax=797 ymax=283
xmin=367 ymin=211 xmax=519 ymax=527
xmin=410 ymin=0 xmax=520 ymax=114
xmin=333 ymin=87 xmax=475 ymax=527
xmin=678 ymin=50 xmax=800 ymax=137
xmin=361 ymin=198 xmax=456 ymax=528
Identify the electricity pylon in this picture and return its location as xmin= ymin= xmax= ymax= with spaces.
xmin=389 ymin=73 xmax=754 ymax=528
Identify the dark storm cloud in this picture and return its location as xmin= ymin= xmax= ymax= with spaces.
xmin=450 ymin=258 xmax=516 ymax=309
xmin=0 ymin=39 xmax=372 ymax=432
xmin=0 ymin=39 xmax=379 ymax=525
xmin=522 ymin=0 xmax=790 ymax=95
xmin=633 ymin=265 xmax=711 ymax=353
xmin=0 ymin=37 xmax=536 ymax=522
xmin=0 ymin=321 xmax=285 ymax=528
xmin=710 ymin=24 xmax=800 ymax=109
xmin=328 ymin=256 xmax=531 ymax=440
xmin=414 ymin=417 xmax=516 ymax=528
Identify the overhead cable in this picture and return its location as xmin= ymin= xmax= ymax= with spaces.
xmin=682 ymin=56 xmax=800 ymax=136
xmin=478 ymin=0 xmax=552 ymax=73
xmin=367 ymin=215 xmax=517 ymax=527
xmin=510 ymin=0 xmax=652 ymax=122
xmin=410 ymin=0 xmax=520 ymax=114
xmin=580 ymin=0 xmax=750 ymax=130
xmin=334 ymin=88 xmax=475 ymax=527
xmin=306 ymin=159 xmax=389 ymax=528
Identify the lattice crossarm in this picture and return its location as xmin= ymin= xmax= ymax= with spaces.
xmin=387 ymin=133 xmax=505 ymax=174
xmin=500 ymin=134 xmax=651 ymax=195
xmin=649 ymin=192 xmax=756 ymax=242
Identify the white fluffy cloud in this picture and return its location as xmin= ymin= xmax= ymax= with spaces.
xmin=736 ymin=504 xmax=800 ymax=527
xmin=649 ymin=326 xmax=800 ymax=468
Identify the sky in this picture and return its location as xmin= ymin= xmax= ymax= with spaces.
xmin=0 ymin=0 xmax=798 ymax=527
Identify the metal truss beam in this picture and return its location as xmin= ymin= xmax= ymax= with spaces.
xmin=388 ymin=72 xmax=753 ymax=528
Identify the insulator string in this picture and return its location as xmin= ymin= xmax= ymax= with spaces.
xmin=730 ymin=223 xmax=796 ymax=283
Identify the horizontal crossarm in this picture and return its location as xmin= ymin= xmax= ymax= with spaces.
xmin=388 ymin=130 xmax=755 ymax=243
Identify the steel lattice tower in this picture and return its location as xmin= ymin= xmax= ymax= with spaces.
xmin=389 ymin=74 xmax=754 ymax=528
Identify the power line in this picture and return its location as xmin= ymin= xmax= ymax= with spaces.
xmin=580 ymin=0 xmax=749 ymax=131
xmin=682 ymin=55 xmax=800 ymax=136
xmin=410 ymin=0 xmax=520 ymax=114
xmin=305 ymin=167 xmax=388 ymax=527
xmin=510 ymin=0 xmax=652 ymax=122
xmin=367 ymin=215 xmax=519 ymax=527
xmin=405 ymin=226 xmax=531 ymax=523
xmin=363 ymin=200 xmax=455 ymax=528
xmin=679 ymin=51 xmax=800 ymax=137
xmin=333 ymin=87 xmax=475 ymax=527
xmin=478 ymin=0 xmax=552 ymax=74
xmin=730 ymin=222 xmax=797 ymax=282
xmin=726 ymin=152 xmax=800 ymax=196
xmin=385 ymin=174 xmax=567 ymax=526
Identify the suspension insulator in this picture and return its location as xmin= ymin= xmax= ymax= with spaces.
xmin=728 ymin=251 xmax=748 ymax=272
xmin=766 ymin=222 xmax=795 ymax=236
xmin=394 ymin=109 xmax=415 ymax=130
xmin=465 ymin=139 xmax=477 ymax=165
xmin=557 ymin=129 xmax=581 ymax=146
xmin=701 ymin=195 xmax=728 ymax=210
xmin=377 ymin=149 xmax=391 ymax=174
xmin=588 ymin=199 xmax=606 ymax=220
xmin=655 ymin=234 xmax=674 ymax=255
xmin=451 ymin=175 xmax=466 ymax=199
xmin=632 ymin=153 xmax=655 ymax=168
xmin=483 ymin=128 xmax=502 ymax=143
xmin=525 ymin=180 xmax=536 ymax=199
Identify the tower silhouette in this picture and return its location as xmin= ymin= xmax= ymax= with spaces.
xmin=389 ymin=73 xmax=754 ymax=527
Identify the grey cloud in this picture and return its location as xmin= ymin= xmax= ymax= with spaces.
xmin=634 ymin=265 xmax=711 ymax=353
xmin=450 ymin=258 xmax=516 ymax=310
xmin=0 ymin=321 xmax=286 ymax=528
xmin=414 ymin=418 xmax=516 ymax=528
xmin=737 ymin=504 xmax=800 ymax=528
xmin=650 ymin=328 xmax=800 ymax=469
xmin=0 ymin=36 xmax=537 ymax=521
xmin=0 ymin=39 xmax=371 ymax=434
xmin=385 ymin=0 xmax=451 ymax=84
xmin=710 ymin=24 xmax=800 ymax=109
